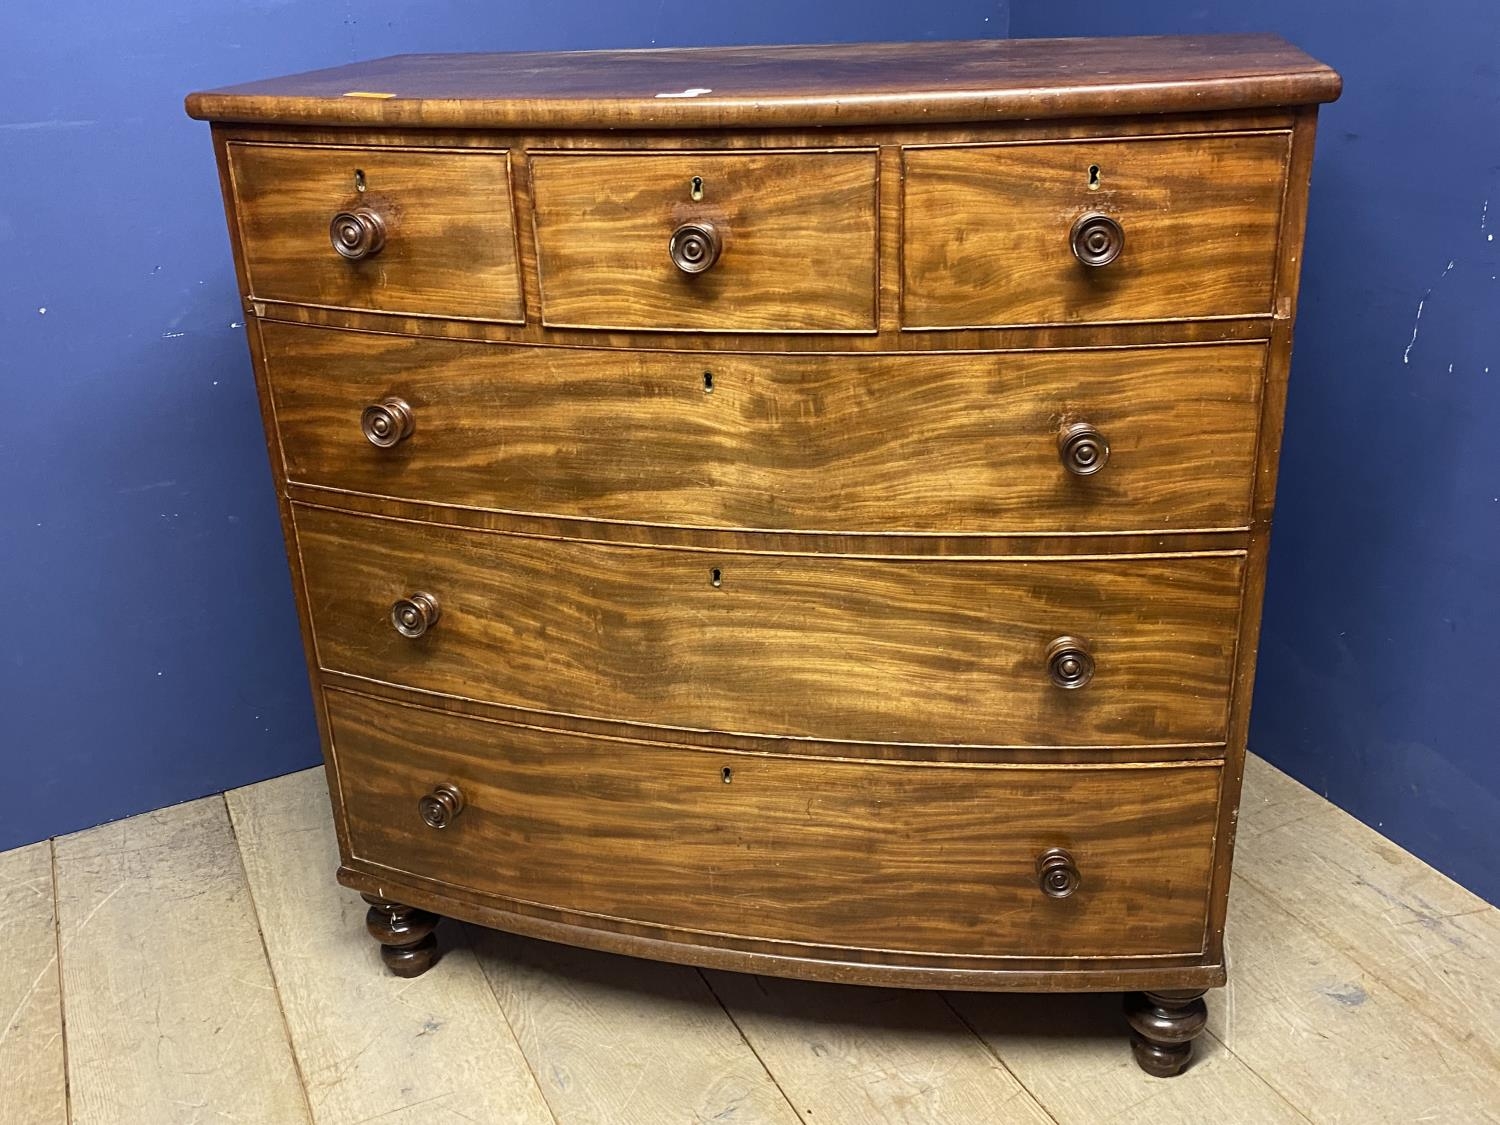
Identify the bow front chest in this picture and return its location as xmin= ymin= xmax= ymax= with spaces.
xmin=187 ymin=35 xmax=1340 ymax=1075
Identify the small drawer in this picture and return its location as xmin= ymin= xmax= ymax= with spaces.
xmin=330 ymin=689 xmax=1219 ymax=958
xmin=902 ymin=132 xmax=1290 ymax=328
xmin=227 ymin=142 xmax=524 ymax=321
xmin=264 ymin=322 xmax=1263 ymax=534
xmin=296 ymin=505 xmax=1243 ymax=746
xmin=529 ymin=149 xmax=879 ymax=332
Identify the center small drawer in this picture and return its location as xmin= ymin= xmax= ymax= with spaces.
xmin=330 ymin=688 xmax=1220 ymax=959
xmin=529 ymin=149 xmax=879 ymax=332
xmin=295 ymin=504 xmax=1244 ymax=747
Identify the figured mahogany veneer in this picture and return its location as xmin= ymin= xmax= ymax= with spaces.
xmin=530 ymin=150 xmax=880 ymax=332
xmin=295 ymin=503 xmax=1244 ymax=747
xmin=263 ymin=323 xmax=1267 ymax=535
xmin=902 ymin=132 xmax=1291 ymax=328
xmin=188 ymin=35 xmax=1339 ymax=1076
xmin=329 ymin=688 xmax=1222 ymax=961
xmin=228 ymin=142 xmax=524 ymax=321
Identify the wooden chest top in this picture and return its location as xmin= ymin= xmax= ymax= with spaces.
xmin=185 ymin=34 xmax=1340 ymax=129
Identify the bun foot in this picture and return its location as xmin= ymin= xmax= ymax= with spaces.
xmin=1124 ymin=989 xmax=1208 ymax=1077
xmin=362 ymin=894 xmax=440 ymax=978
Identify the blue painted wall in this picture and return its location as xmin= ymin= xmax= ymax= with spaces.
xmin=0 ymin=3 xmax=1007 ymax=852
xmin=1013 ymin=2 xmax=1500 ymax=902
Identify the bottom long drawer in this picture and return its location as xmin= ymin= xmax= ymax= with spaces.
xmin=330 ymin=689 xmax=1219 ymax=960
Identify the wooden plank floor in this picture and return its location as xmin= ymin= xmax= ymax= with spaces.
xmin=6 ymin=755 xmax=1498 ymax=1124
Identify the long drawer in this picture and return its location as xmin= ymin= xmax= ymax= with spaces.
xmin=264 ymin=322 xmax=1265 ymax=534
xmin=296 ymin=504 xmax=1244 ymax=746
xmin=330 ymin=688 xmax=1220 ymax=958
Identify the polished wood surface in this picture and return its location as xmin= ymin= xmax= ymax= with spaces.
xmin=25 ymin=759 xmax=1496 ymax=1122
xmin=263 ymin=321 xmax=1265 ymax=534
xmin=296 ymin=504 xmax=1244 ymax=746
xmin=903 ymin=132 xmax=1289 ymax=327
xmin=184 ymin=35 xmax=1340 ymax=130
xmin=228 ymin=141 xmax=524 ymax=321
xmin=530 ymin=150 xmax=878 ymax=331
xmin=190 ymin=35 xmax=1340 ymax=1073
xmin=328 ymin=688 xmax=1220 ymax=960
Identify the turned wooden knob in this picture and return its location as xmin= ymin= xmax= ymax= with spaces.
xmin=1070 ymin=212 xmax=1123 ymax=267
xmin=361 ymin=397 xmax=414 ymax=448
xmin=1037 ymin=848 xmax=1081 ymax=899
xmin=669 ymin=221 xmax=721 ymax=274
xmin=1058 ymin=421 xmax=1110 ymax=476
xmin=418 ymin=783 xmax=465 ymax=829
xmin=391 ymin=592 xmax=440 ymax=638
xmin=1046 ymin=635 xmax=1094 ymax=689
xmin=330 ymin=208 xmax=386 ymax=260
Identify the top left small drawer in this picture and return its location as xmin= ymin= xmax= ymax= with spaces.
xmin=226 ymin=143 xmax=524 ymax=322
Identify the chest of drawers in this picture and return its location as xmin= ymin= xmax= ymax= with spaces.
xmin=187 ymin=35 xmax=1340 ymax=1076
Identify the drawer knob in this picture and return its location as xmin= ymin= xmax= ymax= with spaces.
xmin=1037 ymin=848 xmax=1081 ymax=899
xmin=361 ymin=397 xmax=415 ymax=448
xmin=391 ymin=592 xmax=440 ymax=638
xmin=330 ymin=207 xmax=386 ymax=260
xmin=1070 ymin=212 xmax=1123 ymax=268
xmin=1058 ymin=421 xmax=1110 ymax=476
xmin=1046 ymin=635 xmax=1094 ymax=690
xmin=669 ymin=221 xmax=721 ymax=274
xmin=418 ymin=783 xmax=465 ymax=829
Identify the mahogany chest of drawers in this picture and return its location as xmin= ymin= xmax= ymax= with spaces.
xmin=187 ymin=35 xmax=1340 ymax=1076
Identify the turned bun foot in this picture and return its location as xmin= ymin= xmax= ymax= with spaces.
xmin=362 ymin=894 xmax=441 ymax=978
xmin=1124 ymin=989 xmax=1208 ymax=1077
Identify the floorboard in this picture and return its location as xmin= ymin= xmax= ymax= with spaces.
xmin=0 ymin=841 xmax=67 ymax=1125
xmin=226 ymin=770 xmax=556 ymax=1125
xmin=706 ymin=970 xmax=1055 ymax=1124
xmin=466 ymin=927 xmax=801 ymax=1124
xmin=53 ymin=798 xmax=310 ymax=1125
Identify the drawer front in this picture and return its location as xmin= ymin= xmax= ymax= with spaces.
xmin=529 ymin=150 xmax=879 ymax=332
xmin=297 ymin=505 xmax=1243 ymax=746
xmin=266 ymin=323 xmax=1263 ymax=534
xmin=228 ymin=143 xmax=524 ymax=321
xmin=902 ymin=133 xmax=1290 ymax=328
xmin=331 ymin=689 xmax=1219 ymax=958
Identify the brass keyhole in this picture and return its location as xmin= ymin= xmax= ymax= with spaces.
xmin=1087 ymin=164 xmax=1101 ymax=190
xmin=710 ymin=567 xmax=723 ymax=587
xmin=690 ymin=176 xmax=704 ymax=201
xmin=355 ymin=168 xmax=367 ymax=192
xmin=702 ymin=370 xmax=714 ymax=393
xmin=721 ymin=766 xmax=733 ymax=783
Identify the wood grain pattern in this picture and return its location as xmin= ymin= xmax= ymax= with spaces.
xmin=467 ymin=929 xmax=802 ymax=1125
xmin=1210 ymin=880 xmax=1500 ymax=1121
xmin=53 ymin=799 xmax=311 ymax=1125
xmin=0 ymin=842 xmax=67 ymax=1125
xmin=296 ymin=504 xmax=1244 ymax=746
xmin=264 ymin=321 xmax=1265 ymax=534
xmin=184 ymin=35 xmax=1340 ymax=130
xmin=228 ymin=142 xmax=523 ymax=321
xmin=189 ymin=38 xmax=1342 ymax=1019
xmin=530 ymin=149 xmax=878 ymax=331
xmin=329 ymin=688 xmax=1220 ymax=959
xmin=704 ymin=970 xmax=1056 ymax=1124
xmin=1237 ymin=755 xmax=1500 ymax=1069
xmin=949 ymin=990 xmax=1303 ymax=1123
xmin=903 ymin=132 xmax=1290 ymax=327
xmin=225 ymin=769 xmax=556 ymax=1125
